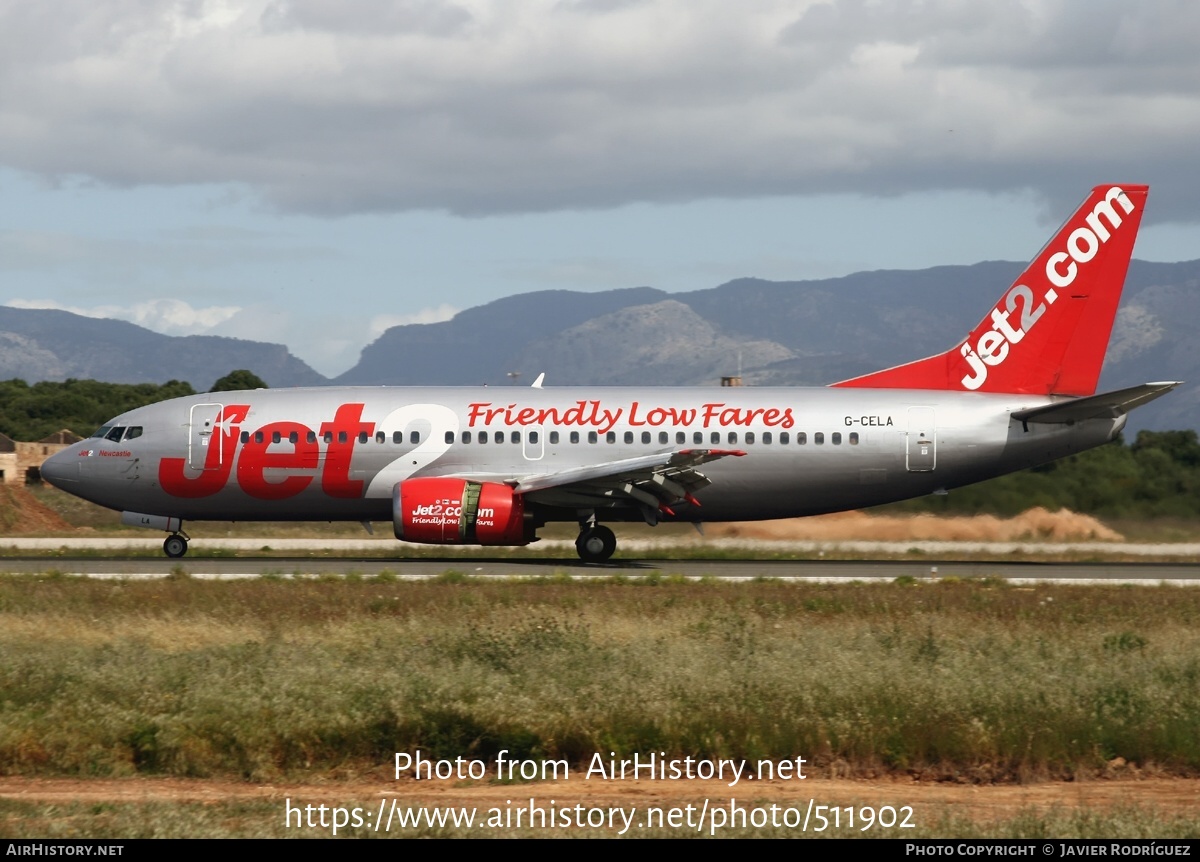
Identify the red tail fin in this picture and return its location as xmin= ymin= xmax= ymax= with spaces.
xmin=833 ymin=184 xmax=1148 ymax=396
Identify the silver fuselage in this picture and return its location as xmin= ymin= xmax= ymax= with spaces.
xmin=41 ymin=386 xmax=1121 ymax=524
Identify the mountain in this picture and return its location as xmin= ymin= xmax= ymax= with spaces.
xmin=0 ymin=307 xmax=325 ymax=390
xmin=341 ymin=287 xmax=666 ymax=385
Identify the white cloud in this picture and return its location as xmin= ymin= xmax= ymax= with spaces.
xmin=5 ymin=298 xmax=242 ymax=334
xmin=0 ymin=1 xmax=1195 ymax=220
xmin=369 ymin=304 xmax=459 ymax=338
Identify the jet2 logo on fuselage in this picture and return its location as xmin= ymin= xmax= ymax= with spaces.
xmin=959 ymin=186 xmax=1136 ymax=391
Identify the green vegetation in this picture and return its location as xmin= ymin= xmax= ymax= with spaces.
xmin=210 ymin=369 xmax=268 ymax=392
xmin=0 ymin=378 xmax=196 ymax=439
xmin=2 ymin=576 xmax=1199 ymax=782
xmin=0 ymin=372 xmax=267 ymax=440
xmin=882 ymin=430 xmax=1200 ymax=518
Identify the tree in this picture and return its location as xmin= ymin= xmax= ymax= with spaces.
xmin=0 ymin=378 xmax=197 ymax=439
xmin=209 ymin=370 xmax=268 ymax=392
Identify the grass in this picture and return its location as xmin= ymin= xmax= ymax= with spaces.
xmin=2 ymin=576 xmax=1200 ymax=784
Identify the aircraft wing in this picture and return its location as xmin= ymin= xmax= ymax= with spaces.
xmin=1011 ymin=381 xmax=1182 ymax=425
xmin=509 ymin=448 xmax=745 ymax=523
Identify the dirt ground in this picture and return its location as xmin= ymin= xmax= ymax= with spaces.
xmin=707 ymin=507 xmax=1122 ymax=543
xmin=2 ymin=775 xmax=1196 ymax=819
xmin=0 ymin=485 xmax=72 ymax=533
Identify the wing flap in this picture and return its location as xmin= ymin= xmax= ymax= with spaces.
xmin=515 ymin=448 xmax=745 ymax=516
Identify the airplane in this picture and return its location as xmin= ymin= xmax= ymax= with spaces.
xmin=40 ymin=184 xmax=1177 ymax=563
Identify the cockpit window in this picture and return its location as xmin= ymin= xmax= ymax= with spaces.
xmin=90 ymin=424 xmax=142 ymax=442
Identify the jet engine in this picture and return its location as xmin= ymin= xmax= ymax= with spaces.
xmin=393 ymin=477 xmax=528 ymax=545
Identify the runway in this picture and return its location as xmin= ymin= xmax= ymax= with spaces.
xmin=3 ymin=554 xmax=1200 ymax=584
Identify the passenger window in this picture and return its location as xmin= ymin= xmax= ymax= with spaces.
xmin=289 ymin=431 xmax=299 ymax=444
xmin=550 ymin=431 xmax=559 ymax=444
xmin=338 ymin=432 xmax=348 ymax=444
xmin=642 ymin=432 xmax=651 ymax=444
xmin=745 ymin=432 xmax=755 ymax=444
xmin=606 ymin=431 xmax=616 ymax=444
xmin=693 ymin=431 xmax=703 ymax=444
xmin=779 ymin=432 xmax=789 ymax=444
xmin=125 ymin=427 xmax=143 ymax=441
xmin=462 ymin=431 xmax=472 ymax=443
xmin=849 ymin=432 xmax=859 ymax=445
xmin=254 ymin=431 xmax=264 ymax=444
xmin=241 ymin=431 xmax=250 ymax=444
xmin=763 ymin=432 xmax=772 ymax=444
xmin=494 ymin=431 xmax=503 ymax=443
xmin=624 ymin=431 xmax=634 ymax=444
xmin=570 ymin=431 xmax=579 ymax=444
xmin=832 ymin=432 xmax=842 ymax=445
xmin=797 ymin=432 xmax=807 ymax=445
xmin=711 ymin=432 xmax=720 ymax=444
xmin=512 ymin=431 xmax=521 ymax=444
xmin=530 ymin=431 xmax=539 ymax=444
xmin=358 ymin=432 xmax=368 ymax=444
xmin=815 ymin=432 xmax=825 ymax=445
xmin=445 ymin=431 xmax=454 ymax=444
xmin=658 ymin=432 xmax=668 ymax=444
xmin=728 ymin=432 xmax=738 ymax=444
xmin=272 ymin=431 xmax=282 ymax=444
xmin=588 ymin=431 xmax=598 ymax=444
xmin=479 ymin=431 xmax=487 ymax=444
xmin=676 ymin=431 xmax=685 ymax=444
xmin=324 ymin=431 xmax=333 ymax=444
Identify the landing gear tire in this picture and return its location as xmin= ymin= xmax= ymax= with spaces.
xmin=575 ymin=525 xmax=616 ymax=564
xmin=163 ymin=534 xmax=188 ymax=559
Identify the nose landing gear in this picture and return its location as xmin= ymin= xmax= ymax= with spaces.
xmin=163 ymin=533 xmax=189 ymax=558
xmin=575 ymin=524 xmax=616 ymax=563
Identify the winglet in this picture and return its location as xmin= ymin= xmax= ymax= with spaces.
xmin=531 ymin=373 xmax=545 ymax=389
xmin=833 ymin=185 xmax=1148 ymax=397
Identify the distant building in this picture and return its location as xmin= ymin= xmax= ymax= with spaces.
xmin=720 ymin=376 xmax=743 ymax=387
xmin=0 ymin=430 xmax=82 ymax=485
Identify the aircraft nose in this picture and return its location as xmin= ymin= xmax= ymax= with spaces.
xmin=40 ymin=446 xmax=79 ymax=489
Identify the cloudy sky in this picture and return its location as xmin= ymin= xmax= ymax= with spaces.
xmin=1 ymin=0 xmax=1197 ymax=377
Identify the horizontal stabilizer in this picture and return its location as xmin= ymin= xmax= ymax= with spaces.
xmin=1011 ymin=382 xmax=1181 ymax=425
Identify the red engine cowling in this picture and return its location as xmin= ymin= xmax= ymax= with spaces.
xmin=393 ymin=477 xmax=527 ymax=546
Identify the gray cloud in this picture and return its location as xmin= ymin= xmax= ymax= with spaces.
xmin=0 ymin=0 xmax=1196 ymax=220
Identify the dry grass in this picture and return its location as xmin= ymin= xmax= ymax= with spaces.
xmin=2 ymin=575 xmax=1200 ymax=785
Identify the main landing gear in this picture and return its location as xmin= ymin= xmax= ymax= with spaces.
xmin=575 ymin=524 xmax=616 ymax=563
xmin=163 ymin=533 xmax=189 ymax=558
